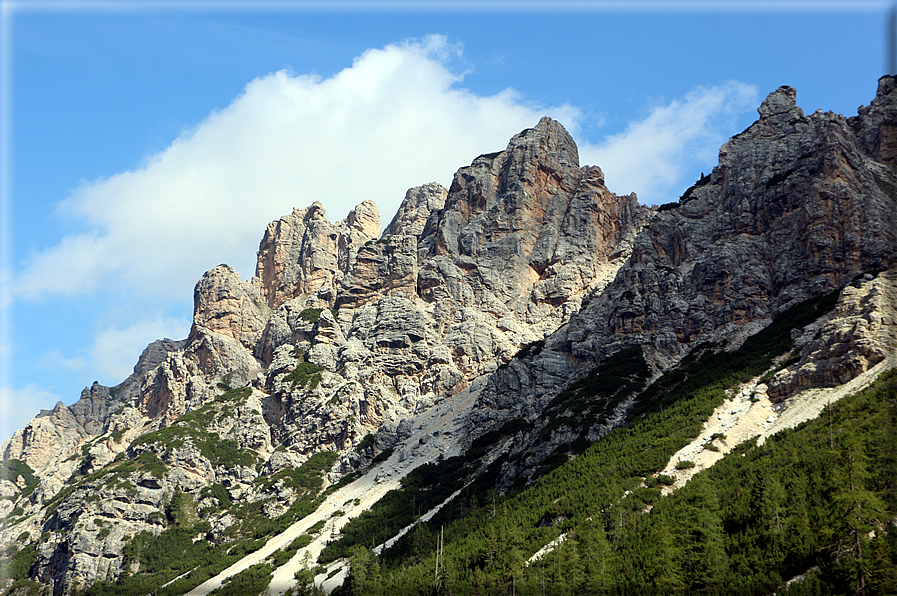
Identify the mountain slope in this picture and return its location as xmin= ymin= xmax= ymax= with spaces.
xmin=1 ymin=77 xmax=895 ymax=596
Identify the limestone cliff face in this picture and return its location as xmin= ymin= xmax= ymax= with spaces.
xmin=133 ymin=265 xmax=268 ymax=425
xmin=255 ymin=201 xmax=380 ymax=309
xmin=192 ymin=264 xmax=268 ymax=348
xmin=854 ymin=75 xmax=897 ymax=166
xmin=2 ymin=81 xmax=896 ymax=595
xmin=335 ymin=235 xmax=419 ymax=309
xmin=767 ymin=269 xmax=897 ymax=400
xmin=474 ymin=80 xmax=896 ymax=434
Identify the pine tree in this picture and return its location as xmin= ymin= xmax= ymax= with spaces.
xmin=675 ymin=481 xmax=728 ymax=592
xmin=577 ymin=518 xmax=616 ymax=594
xmin=761 ymin=476 xmax=788 ymax=551
xmin=638 ymin=514 xmax=685 ymax=592
xmin=829 ymin=432 xmax=887 ymax=595
xmin=347 ymin=545 xmax=382 ymax=596
xmin=865 ymin=533 xmax=897 ymax=595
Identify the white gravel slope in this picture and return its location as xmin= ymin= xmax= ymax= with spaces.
xmin=185 ymin=377 xmax=485 ymax=596
xmin=662 ymin=354 xmax=896 ymax=492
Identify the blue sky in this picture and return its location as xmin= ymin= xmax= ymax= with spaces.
xmin=0 ymin=1 xmax=889 ymax=443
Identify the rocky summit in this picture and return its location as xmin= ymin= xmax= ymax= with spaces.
xmin=1 ymin=78 xmax=896 ymax=596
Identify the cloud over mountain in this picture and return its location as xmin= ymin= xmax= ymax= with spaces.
xmin=582 ymin=80 xmax=758 ymax=203
xmin=15 ymin=35 xmax=579 ymax=301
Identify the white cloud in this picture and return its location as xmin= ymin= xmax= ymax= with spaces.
xmin=580 ymin=81 xmax=759 ymax=204
xmin=0 ymin=384 xmax=61 ymax=444
xmin=89 ymin=315 xmax=189 ymax=383
xmin=37 ymin=314 xmax=190 ymax=385
xmin=15 ymin=35 xmax=579 ymax=302
xmin=37 ymin=350 xmax=86 ymax=374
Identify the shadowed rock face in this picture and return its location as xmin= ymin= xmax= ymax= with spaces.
xmin=572 ymin=82 xmax=895 ymax=358
xmin=854 ymin=75 xmax=897 ymax=166
xmin=474 ymin=80 xmax=896 ymax=432
xmin=4 ymin=80 xmax=896 ymax=595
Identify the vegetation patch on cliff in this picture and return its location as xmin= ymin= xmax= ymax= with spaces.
xmin=80 ymin=450 xmax=338 ymax=596
xmin=130 ymin=392 xmax=260 ymax=469
xmin=542 ymin=345 xmax=651 ymax=438
xmin=679 ymin=171 xmax=712 ymax=203
xmin=284 ymin=361 xmax=325 ymax=391
xmin=0 ymin=459 xmax=39 ymax=502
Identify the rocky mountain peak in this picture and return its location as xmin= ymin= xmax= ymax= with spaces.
xmin=431 ymin=117 xmax=587 ymax=259
xmin=192 ymin=264 xmax=265 ymax=344
xmin=855 ymin=74 xmax=897 ymax=165
xmin=501 ymin=115 xmax=582 ymax=181
xmin=757 ymin=85 xmax=802 ymax=120
xmin=345 ymin=199 xmax=381 ymax=239
xmin=254 ymin=200 xmax=380 ymax=309
xmin=3 ymin=84 xmax=896 ymax=596
xmin=474 ymin=79 xmax=897 ymax=437
xmin=383 ymin=182 xmax=448 ymax=237
xmin=414 ymin=117 xmax=646 ymax=340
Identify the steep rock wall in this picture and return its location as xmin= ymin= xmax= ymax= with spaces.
xmin=475 ymin=80 xmax=897 ymax=432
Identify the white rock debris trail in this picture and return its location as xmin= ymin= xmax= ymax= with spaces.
xmin=662 ymin=355 xmax=897 ymax=492
xmin=185 ymin=377 xmax=486 ymax=596
xmin=527 ymin=353 xmax=897 ymax=563
xmin=526 ymin=533 xmax=568 ymax=566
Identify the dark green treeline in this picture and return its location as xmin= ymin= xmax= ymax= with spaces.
xmin=339 ymin=368 xmax=897 ymax=595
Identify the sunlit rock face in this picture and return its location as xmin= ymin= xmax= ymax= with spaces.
xmin=766 ymin=270 xmax=897 ymax=401
xmin=255 ymin=200 xmax=381 ymax=310
xmin=3 ymin=79 xmax=897 ymax=595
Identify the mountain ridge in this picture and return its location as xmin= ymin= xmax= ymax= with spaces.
xmin=1 ymin=77 xmax=896 ymax=596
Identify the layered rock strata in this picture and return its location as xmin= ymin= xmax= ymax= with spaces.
xmin=2 ymin=80 xmax=895 ymax=595
xmin=474 ymin=81 xmax=897 ymax=436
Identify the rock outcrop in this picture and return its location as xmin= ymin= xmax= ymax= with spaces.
xmin=255 ymin=201 xmax=380 ymax=309
xmin=473 ymin=81 xmax=896 ymax=441
xmin=586 ymin=83 xmax=895 ymax=359
xmin=854 ymin=75 xmax=897 ymax=166
xmin=767 ymin=269 xmax=897 ymax=399
xmin=383 ymin=182 xmax=447 ymax=237
xmin=192 ymin=264 xmax=268 ymax=348
xmin=2 ymin=80 xmax=896 ymax=596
